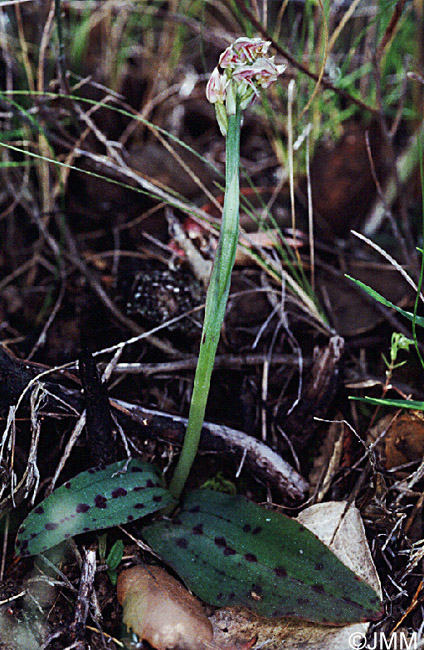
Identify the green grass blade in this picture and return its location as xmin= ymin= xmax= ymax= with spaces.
xmin=350 ymin=396 xmax=424 ymax=410
xmin=346 ymin=275 xmax=424 ymax=328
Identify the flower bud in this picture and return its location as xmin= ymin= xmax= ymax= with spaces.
xmin=205 ymin=67 xmax=226 ymax=104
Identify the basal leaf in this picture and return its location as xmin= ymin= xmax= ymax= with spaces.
xmin=143 ymin=489 xmax=382 ymax=625
xmin=16 ymin=459 xmax=174 ymax=556
xmin=345 ymin=275 xmax=424 ymax=328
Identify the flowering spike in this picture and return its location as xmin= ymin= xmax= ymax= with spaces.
xmin=206 ymin=36 xmax=285 ymax=133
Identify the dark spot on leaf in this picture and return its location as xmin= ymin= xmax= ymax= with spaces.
xmin=127 ymin=515 xmax=134 ymax=521
xmin=192 ymin=524 xmax=203 ymax=535
xmin=228 ymin=592 xmax=236 ymax=600
xmin=83 ymin=527 xmax=90 ymax=532
xmin=45 ymin=523 xmax=58 ymax=530
xmin=188 ymin=505 xmax=200 ymax=513
xmin=146 ymin=479 xmax=154 ymax=487
xmin=131 ymin=466 xmax=143 ymax=472
xmin=243 ymin=524 xmax=251 ymax=533
xmin=134 ymin=503 xmax=145 ymax=509
xmin=64 ymin=533 xmax=71 ymax=538
xmin=76 ymin=503 xmax=90 ymax=513
xmin=88 ymin=468 xmax=96 ymax=474
xmin=94 ymin=495 xmax=107 ymax=509
xmin=315 ymin=562 xmax=324 ymax=571
xmin=244 ymin=553 xmax=258 ymax=562
xmin=30 ymin=533 xmax=36 ymax=539
xmin=216 ymin=593 xmax=223 ymax=600
xmin=252 ymin=526 xmax=262 ymax=535
xmin=18 ymin=526 xmax=25 ymax=535
xmin=133 ymin=486 xmax=143 ymax=492
xmin=312 ymin=584 xmax=325 ymax=593
xmin=176 ymin=537 xmax=188 ymax=549
xmin=35 ymin=506 xmax=44 ymax=515
xmin=153 ymin=495 xmax=162 ymax=503
xmin=214 ymin=536 xmax=226 ymax=547
xmin=297 ymin=597 xmax=310 ymax=605
xmin=65 ymin=482 xmax=71 ymax=489
xmin=274 ymin=566 xmax=287 ymax=577
xmin=111 ymin=488 xmax=127 ymax=498
xmin=224 ymin=547 xmax=236 ymax=556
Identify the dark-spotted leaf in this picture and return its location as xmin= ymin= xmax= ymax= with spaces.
xmin=16 ymin=459 xmax=174 ymax=556
xmin=142 ymin=489 xmax=382 ymax=625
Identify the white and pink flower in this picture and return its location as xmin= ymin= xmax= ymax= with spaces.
xmin=232 ymin=57 xmax=286 ymax=89
xmin=219 ymin=37 xmax=271 ymax=69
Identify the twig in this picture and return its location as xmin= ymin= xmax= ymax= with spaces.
xmin=351 ymin=230 xmax=424 ymax=305
xmin=0 ymin=384 xmax=44 ymax=516
xmin=0 ymin=513 xmax=9 ymax=583
xmin=376 ymin=0 xmax=408 ymax=61
xmin=305 ymin=125 xmax=314 ymax=292
xmin=102 ymin=352 xmax=305 ymax=376
xmin=364 ymin=120 xmax=424 ymax=239
xmin=364 ymin=130 xmax=410 ymax=264
xmin=70 ymin=548 xmax=97 ymax=648
xmin=47 ymin=412 xmax=86 ymax=495
xmin=27 ymin=276 xmax=66 ymax=361
xmin=112 ymin=398 xmax=308 ymax=502
xmin=371 ymin=51 xmax=416 ymax=260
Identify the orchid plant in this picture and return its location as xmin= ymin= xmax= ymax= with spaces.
xmin=168 ymin=38 xmax=286 ymax=499
xmin=16 ymin=38 xmax=383 ymax=626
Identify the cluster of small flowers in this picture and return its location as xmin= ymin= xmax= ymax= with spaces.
xmin=206 ymin=37 xmax=286 ymax=135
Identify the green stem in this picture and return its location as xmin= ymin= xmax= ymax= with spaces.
xmin=169 ymin=105 xmax=242 ymax=500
